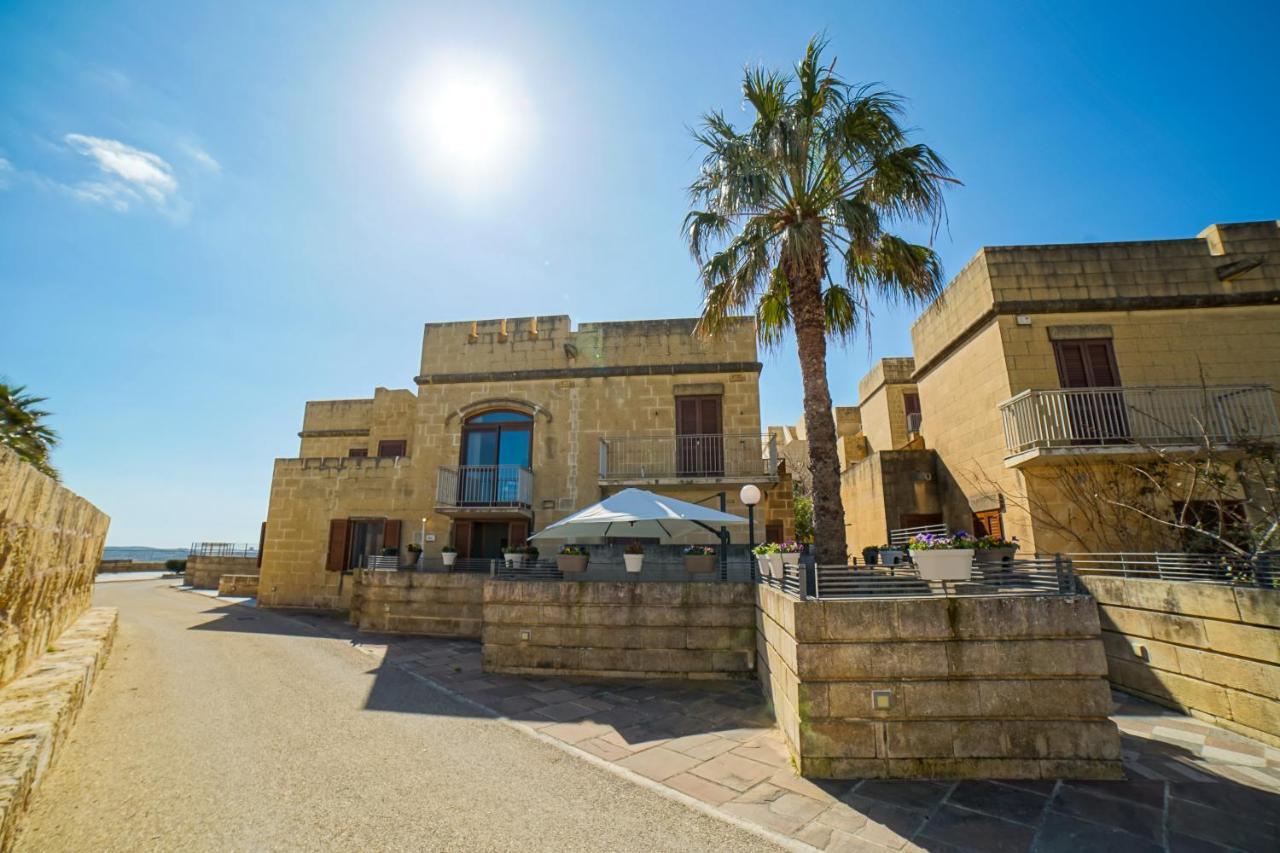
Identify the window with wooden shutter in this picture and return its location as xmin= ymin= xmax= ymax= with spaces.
xmin=1053 ymin=339 xmax=1119 ymax=388
xmin=348 ymin=447 xmax=368 ymax=458
xmin=376 ymin=439 xmax=407 ymax=458
xmin=325 ymin=519 xmax=349 ymax=572
xmin=675 ymin=395 xmax=725 ymax=475
xmin=383 ymin=519 xmax=401 ymax=550
xmin=973 ymin=509 xmax=1003 ymax=539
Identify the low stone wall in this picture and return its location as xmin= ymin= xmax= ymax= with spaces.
xmin=0 ymin=445 xmax=111 ymax=691
xmin=1080 ymin=575 xmax=1280 ymax=747
xmin=0 ymin=607 xmax=117 ymax=850
xmin=756 ymin=585 xmax=1121 ymax=779
xmin=97 ymin=560 xmax=168 ymax=573
xmin=351 ymin=571 xmax=484 ymax=637
xmin=185 ymin=556 xmax=258 ymax=589
xmin=482 ymin=581 xmax=756 ymax=679
xmin=217 ymin=574 xmax=260 ymax=598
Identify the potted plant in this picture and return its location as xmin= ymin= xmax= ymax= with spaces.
xmin=973 ymin=535 xmax=1019 ymax=565
xmin=406 ymin=542 xmax=424 ymax=568
xmin=753 ymin=542 xmax=783 ymax=578
xmin=623 ymin=542 xmax=645 ymax=573
xmin=779 ymin=540 xmax=803 ymax=570
xmin=557 ymin=544 xmax=589 ymax=573
xmin=908 ymin=531 xmax=975 ymax=581
xmin=861 ymin=546 xmax=879 ymax=567
xmin=440 ymin=544 xmax=457 ymax=568
xmin=683 ymin=544 xmax=717 ymax=574
xmin=503 ymin=543 xmax=524 ymax=568
xmin=522 ymin=544 xmax=540 ymax=565
xmin=878 ymin=545 xmax=907 ymax=567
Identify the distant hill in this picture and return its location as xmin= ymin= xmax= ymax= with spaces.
xmin=102 ymin=546 xmax=191 ymax=563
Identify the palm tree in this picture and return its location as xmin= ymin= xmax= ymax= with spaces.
xmin=0 ymin=382 xmax=60 ymax=479
xmin=686 ymin=37 xmax=955 ymax=565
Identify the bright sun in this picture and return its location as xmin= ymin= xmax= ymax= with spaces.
xmin=400 ymin=55 xmax=530 ymax=190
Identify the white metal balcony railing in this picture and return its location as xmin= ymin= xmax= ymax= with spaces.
xmin=906 ymin=412 xmax=923 ymax=434
xmin=1000 ymin=385 xmax=1280 ymax=457
xmin=435 ymin=465 xmax=533 ymax=508
xmin=599 ymin=433 xmax=778 ymax=480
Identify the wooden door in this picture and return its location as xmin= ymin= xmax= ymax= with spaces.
xmin=453 ymin=520 xmax=473 ymax=560
xmin=325 ymin=519 xmax=349 ymax=572
xmin=1053 ymin=339 xmax=1127 ymax=442
xmin=676 ymin=396 xmax=724 ymax=475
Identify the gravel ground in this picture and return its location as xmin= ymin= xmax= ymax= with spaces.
xmin=16 ymin=581 xmax=777 ymax=852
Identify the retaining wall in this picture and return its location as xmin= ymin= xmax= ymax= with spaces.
xmin=0 ymin=444 xmax=110 ymax=690
xmin=185 ymin=555 xmax=258 ymax=589
xmin=482 ymin=580 xmax=756 ymax=679
xmin=352 ymin=571 xmax=484 ymax=637
xmin=217 ymin=574 xmax=260 ymax=598
xmin=756 ymin=584 xmax=1121 ymax=779
xmin=1079 ymin=575 xmax=1280 ymax=747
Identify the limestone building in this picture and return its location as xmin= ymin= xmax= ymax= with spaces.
xmin=795 ymin=220 xmax=1280 ymax=555
xmin=259 ymin=316 xmax=789 ymax=609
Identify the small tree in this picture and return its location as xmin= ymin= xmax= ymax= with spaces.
xmin=794 ymin=494 xmax=814 ymax=543
xmin=0 ymin=382 xmax=59 ymax=479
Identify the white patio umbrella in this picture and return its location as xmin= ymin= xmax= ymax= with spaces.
xmin=529 ymin=488 xmax=748 ymax=541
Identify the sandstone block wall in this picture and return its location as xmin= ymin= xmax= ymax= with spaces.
xmin=352 ymin=571 xmax=484 ymax=637
xmin=756 ymin=585 xmax=1121 ymax=779
xmin=217 ymin=574 xmax=260 ymax=598
xmin=482 ymin=580 xmax=756 ymax=679
xmin=97 ymin=560 xmax=168 ymax=573
xmin=185 ymin=555 xmax=258 ymax=590
xmin=1080 ymin=576 xmax=1280 ymax=747
xmin=0 ymin=445 xmax=110 ymax=691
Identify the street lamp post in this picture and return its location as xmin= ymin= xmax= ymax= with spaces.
xmin=739 ymin=484 xmax=761 ymax=552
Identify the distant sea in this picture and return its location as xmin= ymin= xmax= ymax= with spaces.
xmin=102 ymin=546 xmax=191 ymax=563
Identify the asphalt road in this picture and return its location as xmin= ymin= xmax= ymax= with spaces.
xmin=16 ymin=580 xmax=775 ymax=852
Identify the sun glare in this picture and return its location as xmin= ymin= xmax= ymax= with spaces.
xmin=400 ymin=54 xmax=530 ymax=192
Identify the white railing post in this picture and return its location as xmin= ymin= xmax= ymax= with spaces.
xmin=598 ymin=438 xmax=608 ymax=479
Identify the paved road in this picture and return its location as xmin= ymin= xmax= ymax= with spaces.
xmin=17 ymin=581 xmax=775 ymax=852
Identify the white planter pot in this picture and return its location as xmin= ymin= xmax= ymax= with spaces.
xmin=913 ymin=549 xmax=974 ymax=581
xmin=781 ymin=553 xmax=801 ymax=570
xmin=623 ymin=554 xmax=644 ymax=573
xmin=879 ymin=548 xmax=907 ymax=567
xmin=442 ymin=552 xmax=457 ymax=568
xmin=503 ymin=552 xmax=522 ymax=568
xmin=767 ymin=553 xmax=785 ymax=579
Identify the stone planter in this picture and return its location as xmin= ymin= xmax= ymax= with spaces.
xmin=442 ymin=552 xmax=457 ymax=568
xmin=557 ymin=554 xmax=588 ymax=573
xmin=683 ymin=554 xmax=717 ymax=574
xmin=503 ymin=552 xmax=523 ymax=568
xmin=913 ymin=549 xmax=975 ymax=581
xmin=623 ymin=554 xmax=644 ymax=573
xmin=974 ymin=547 xmax=1016 ymax=565
xmin=878 ymin=548 xmax=907 ymax=567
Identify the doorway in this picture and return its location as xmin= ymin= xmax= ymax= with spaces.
xmin=1052 ymin=338 xmax=1128 ymax=443
xmin=675 ymin=395 xmax=724 ymax=476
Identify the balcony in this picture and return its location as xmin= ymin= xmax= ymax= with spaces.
xmin=435 ymin=465 xmax=533 ymax=514
xmin=598 ymin=433 xmax=778 ymax=484
xmin=999 ymin=385 xmax=1279 ymax=465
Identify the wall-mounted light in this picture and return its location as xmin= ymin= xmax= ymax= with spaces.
xmin=872 ymin=689 xmax=893 ymax=710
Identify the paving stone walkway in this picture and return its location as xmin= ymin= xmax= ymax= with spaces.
xmin=276 ymin=609 xmax=1278 ymax=853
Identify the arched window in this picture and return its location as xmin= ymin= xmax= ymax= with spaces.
xmin=459 ymin=410 xmax=534 ymax=506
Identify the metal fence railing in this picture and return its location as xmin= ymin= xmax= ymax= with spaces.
xmin=999 ymin=384 xmax=1279 ymax=456
xmin=1071 ymin=552 xmax=1277 ymax=588
xmin=493 ymin=558 xmax=757 ymax=583
xmin=435 ymin=465 xmax=533 ymax=509
xmin=189 ymin=542 xmax=258 ymax=558
xmin=756 ymin=556 xmax=1078 ymax=600
xmin=888 ymin=523 xmax=947 ymax=547
xmin=599 ymin=433 xmax=778 ymax=480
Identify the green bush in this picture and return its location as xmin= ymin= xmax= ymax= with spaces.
xmin=165 ymin=559 xmax=187 ymax=572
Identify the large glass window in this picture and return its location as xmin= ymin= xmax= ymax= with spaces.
xmin=459 ymin=410 xmax=533 ymax=504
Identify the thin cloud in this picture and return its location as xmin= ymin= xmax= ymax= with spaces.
xmin=66 ymin=180 xmax=139 ymax=212
xmin=180 ymin=142 xmax=221 ymax=173
xmin=64 ymin=133 xmax=178 ymax=206
xmin=0 ymin=157 xmax=12 ymax=189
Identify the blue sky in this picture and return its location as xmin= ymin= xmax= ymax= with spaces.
xmin=2 ymin=1 xmax=1277 ymax=546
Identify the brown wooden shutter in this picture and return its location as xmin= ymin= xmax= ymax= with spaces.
xmin=1054 ymin=341 xmax=1090 ymax=387
xmin=764 ymin=521 xmax=783 ymax=543
xmin=973 ymin=510 xmax=1002 ymax=539
xmin=676 ymin=397 xmax=699 ymax=435
xmin=1085 ymin=341 xmax=1119 ymax=386
xmin=348 ymin=447 xmax=368 ymax=458
xmin=700 ymin=397 xmax=723 ymax=435
xmin=903 ymin=393 xmax=921 ymax=417
xmin=257 ymin=521 xmax=267 ymax=568
xmin=1054 ymin=339 xmax=1119 ymax=388
xmin=325 ymin=519 xmax=349 ymax=572
xmin=383 ymin=519 xmax=401 ymax=550
xmin=453 ymin=520 xmax=472 ymax=559
xmin=508 ymin=520 xmax=528 ymax=549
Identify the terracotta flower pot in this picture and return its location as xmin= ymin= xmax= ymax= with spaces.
xmin=684 ymin=554 xmax=717 ymax=574
xmin=557 ymin=554 xmax=588 ymax=573
xmin=913 ymin=549 xmax=974 ymax=581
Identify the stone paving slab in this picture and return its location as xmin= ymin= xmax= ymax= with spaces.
xmin=268 ymin=607 xmax=1280 ymax=853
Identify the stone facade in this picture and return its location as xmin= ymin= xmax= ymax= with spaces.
xmin=260 ymin=315 xmax=791 ymax=610
xmin=351 ymin=571 xmax=484 ymax=637
xmin=830 ymin=220 xmax=1280 ymax=554
xmin=482 ymin=580 xmax=756 ymax=679
xmin=756 ymin=584 xmax=1121 ymax=779
xmin=1079 ymin=575 xmax=1280 ymax=746
xmin=216 ymin=574 xmax=260 ymax=598
xmin=0 ymin=444 xmax=111 ymax=690
xmin=185 ymin=555 xmax=259 ymax=590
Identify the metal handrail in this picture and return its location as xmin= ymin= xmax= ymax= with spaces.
xmin=189 ymin=542 xmax=258 ymax=558
xmin=1071 ymin=552 xmax=1276 ymax=588
xmin=888 ymin=523 xmax=947 ymax=547
xmin=999 ymin=384 xmax=1279 ymax=456
xmin=435 ymin=464 xmax=533 ymax=508
xmin=599 ymin=433 xmax=778 ymax=480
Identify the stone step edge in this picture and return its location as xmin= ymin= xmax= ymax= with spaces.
xmin=0 ymin=607 xmax=119 ymax=852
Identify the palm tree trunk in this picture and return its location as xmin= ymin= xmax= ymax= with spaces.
xmin=787 ymin=267 xmax=849 ymax=566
